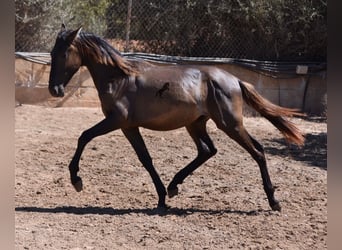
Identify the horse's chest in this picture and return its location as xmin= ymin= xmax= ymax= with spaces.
xmin=98 ymin=82 xmax=132 ymax=117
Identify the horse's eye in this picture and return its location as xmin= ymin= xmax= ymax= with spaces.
xmin=58 ymin=52 xmax=67 ymax=60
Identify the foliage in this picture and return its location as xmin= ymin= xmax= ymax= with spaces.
xmin=15 ymin=0 xmax=111 ymax=52
xmin=15 ymin=0 xmax=327 ymax=61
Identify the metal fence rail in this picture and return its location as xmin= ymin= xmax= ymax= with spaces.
xmin=15 ymin=51 xmax=327 ymax=80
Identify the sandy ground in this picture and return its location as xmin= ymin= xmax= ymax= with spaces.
xmin=15 ymin=105 xmax=327 ymax=249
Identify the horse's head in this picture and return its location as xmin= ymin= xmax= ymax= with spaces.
xmin=48 ymin=24 xmax=83 ymax=97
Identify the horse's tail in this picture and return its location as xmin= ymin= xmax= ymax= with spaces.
xmin=239 ymin=80 xmax=305 ymax=146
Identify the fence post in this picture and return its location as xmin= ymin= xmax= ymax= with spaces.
xmin=125 ymin=0 xmax=133 ymax=52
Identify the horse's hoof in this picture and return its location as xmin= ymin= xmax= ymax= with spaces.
xmin=167 ymin=187 xmax=178 ymax=198
xmin=271 ymin=202 xmax=281 ymax=212
xmin=73 ymin=178 xmax=83 ymax=192
xmin=155 ymin=205 xmax=170 ymax=215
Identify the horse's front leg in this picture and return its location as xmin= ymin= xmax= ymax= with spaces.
xmin=122 ymin=127 xmax=167 ymax=209
xmin=68 ymin=116 xmax=120 ymax=192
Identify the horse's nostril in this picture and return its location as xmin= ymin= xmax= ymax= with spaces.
xmin=58 ymin=91 xmax=65 ymax=97
xmin=49 ymin=86 xmax=56 ymax=96
xmin=49 ymin=85 xmax=65 ymax=97
xmin=58 ymin=85 xmax=65 ymax=97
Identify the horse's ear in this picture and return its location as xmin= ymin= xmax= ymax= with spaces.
xmin=61 ymin=23 xmax=66 ymax=31
xmin=66 ymin=26 xmax=82 ymax=44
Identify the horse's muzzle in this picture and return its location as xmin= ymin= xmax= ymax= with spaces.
xmin=49 ymin=84 xmax=65 ymax=97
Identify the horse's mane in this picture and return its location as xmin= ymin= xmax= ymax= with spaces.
xmin=73 ymin=31 xmax=139 ymax=76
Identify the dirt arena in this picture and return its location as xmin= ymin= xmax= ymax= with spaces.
xmin=15 ymin=105 xmax=327 ymax=249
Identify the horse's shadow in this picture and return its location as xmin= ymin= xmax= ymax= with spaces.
xmin=264 ymin=132 xmax=327 ymax=170
xmin=15 ymin=205 xmax=270 ymax=217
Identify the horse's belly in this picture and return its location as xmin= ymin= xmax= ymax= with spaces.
xmin=136 ymin=105 xmax=203 ymax=131
xmin=130 ymin=77 xmax=208 ymax=130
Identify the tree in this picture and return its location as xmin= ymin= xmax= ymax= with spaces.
xmin=15 ymin=0 xmax=111 ymax=52
xmin=16 ymin=0 xmax=327 ymax=61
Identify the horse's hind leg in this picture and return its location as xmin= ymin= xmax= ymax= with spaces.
xmin=167 ymin=116 xmax=217 ymax=198
xmin=207 ymin=79 xmax=280 ymax=211
xmin=122 ymin=127 xmax=167 ymax=209
xmin=217 ymin=120 xmax=281 ymax=211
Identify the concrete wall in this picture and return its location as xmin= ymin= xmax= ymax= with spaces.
xmin=215 ymin=63 xmax=327 ymax=116
xmin=15 ymin=58 xmax=327 ymax=115
xmin=15 ymin=58 xmax=99 ymax=107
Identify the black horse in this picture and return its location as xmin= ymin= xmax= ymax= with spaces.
xmin=48 ymin=25 xmax=305 ymax=212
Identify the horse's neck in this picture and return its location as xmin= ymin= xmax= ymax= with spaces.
xmin=84 ymin=61 xmax=127 ymax=92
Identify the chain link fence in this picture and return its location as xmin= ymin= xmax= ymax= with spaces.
xmin=15 ymin=0 xmax=327 ymax=61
